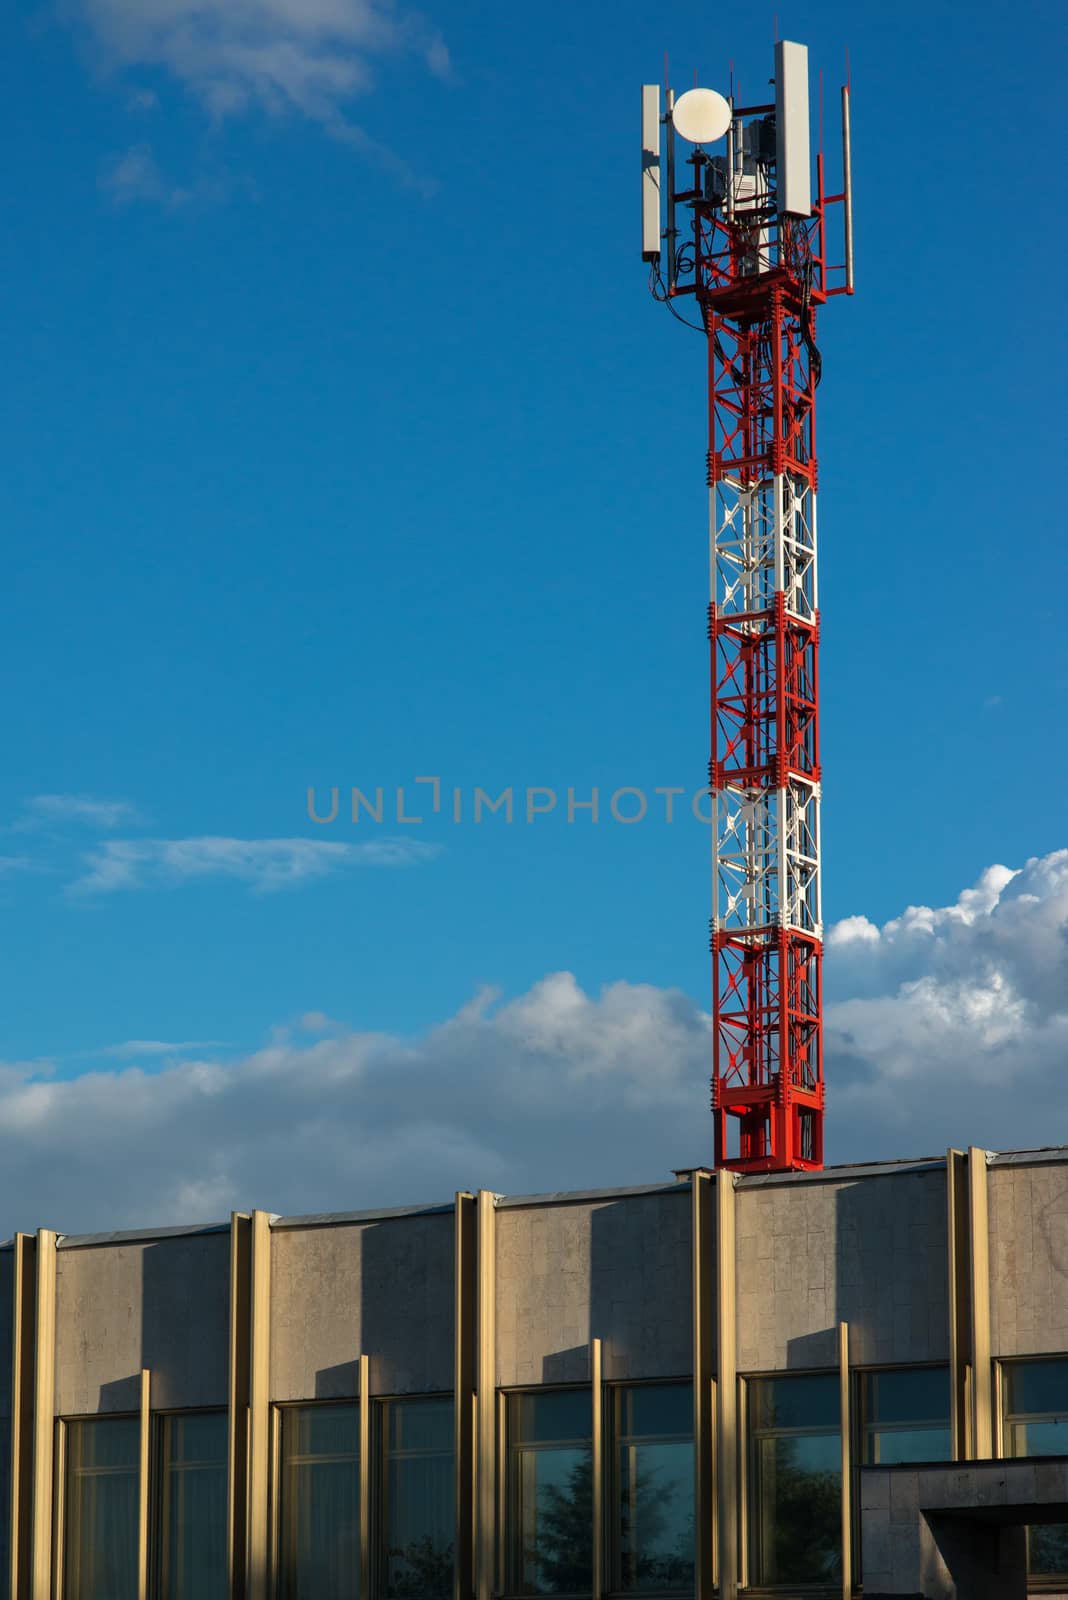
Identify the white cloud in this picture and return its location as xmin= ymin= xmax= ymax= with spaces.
xmin=24 ymin=793 xmax=140 ymax=829
xmin=825 ymin=850 xmax=1068 ymax=1144
xmin=70 ymin=834 xmax=439 ymax=894
xmin=0 ymin=973 xmax=709 ymax=1233
xmin=2 ymin=850 xmax=1066 ymax=1235
xmin=77 ymin=0 xmax=449 ymax=131
xmin=83 ymin=1039 xmax=226 ymax=1060
xmin=100 ymin=143 xmax=194 ymax=207
xmin=0 ymin=856 xmax=38 ymax=878
xmin=299 ymin=1011 xmax=339 ymax=1035
xmin=99 ymin=144 xmax=237 ymax=208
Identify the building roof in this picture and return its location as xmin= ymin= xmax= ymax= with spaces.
xmin=8 ymin=1144 xmax=1067 ymax=1252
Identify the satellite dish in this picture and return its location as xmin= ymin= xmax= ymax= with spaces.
xmin=672 ymin=87 xmax=732 ymax=145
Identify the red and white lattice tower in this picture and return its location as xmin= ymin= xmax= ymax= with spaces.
xmin=642 ymin=43 xmax=854 ymax=1173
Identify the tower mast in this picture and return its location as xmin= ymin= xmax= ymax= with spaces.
xmin=642 ymin=44 xmax=854 ymax=1173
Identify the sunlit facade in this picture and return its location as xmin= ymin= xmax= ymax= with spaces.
xmin=0 ymin=1146 xmax=1065 ymax=1599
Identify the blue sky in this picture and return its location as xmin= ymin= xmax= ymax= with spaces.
xmin=0 ymin=0 xmax=1063 ymax=1225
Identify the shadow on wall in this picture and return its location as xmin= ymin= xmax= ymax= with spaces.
xmin=138 ymin=1232 xmax=231 ymax=1411
xmin=527 ymin=1190 xmax=693 ymax=1385
xmin=784 ymin=1171 xmax=950 ymax=1372
xmin=360 ymin=1210 xmax=455 ymax=1397
xmin=316 ymin=1361 xmax=359 ymax=1400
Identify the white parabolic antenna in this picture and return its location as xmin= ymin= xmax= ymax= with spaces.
xmin=672 ymin=87 xmax=732 ymax=144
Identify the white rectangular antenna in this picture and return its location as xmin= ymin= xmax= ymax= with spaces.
xmin=641 ymin=84 xmax=661 ymax=261
xmin=775 ymin=40 xmax=811 ymax=217
xmin=841 ymin=84 xmax=855 ymax=291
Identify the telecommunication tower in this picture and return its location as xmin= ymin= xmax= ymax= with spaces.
xmin=641 ymin=42 xmax=854 ymax=1173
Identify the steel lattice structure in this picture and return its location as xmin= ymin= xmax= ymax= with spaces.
xmin=644 ymin=49 xmax=853 ymax=1172
xmin=704 ymin=247 xmax=824 ymax=1173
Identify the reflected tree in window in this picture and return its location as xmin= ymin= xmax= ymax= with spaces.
xmin=524 ymin=1447 xmax=593 ymax=1595
xmin=1003 ymin=1359 xmax=1068 ymax=1581
xmin=508 ymin=1389 xmax=592 ymax=1597
xmin=753 ymin=1434 xmax=841 ymax=1583
xmin=614 ymin=1383 xmax=694 ymax=1593
xmin=748 ymin=1373 xmax=842 ymax=1587
xmin=383 ymin=1534 xmax=454 ymax=1598
xmin=379 ymin=1397 xmax=454 ymax=1600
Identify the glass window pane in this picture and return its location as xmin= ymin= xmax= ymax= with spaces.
xmin=386 ymin=1398 xmax=453 ymax=1457
xmin=751 ymin=1373 xmax=840 ymax=1432
xmin=867 ymin=1367 xmax=949 ymax=1426
xmin=508 ymin=1391 xmax=592 ymax=1596
xmin=867 ymin=1426 xmax=951 ymax=1465
xmin=860 ymin=1368 xmax=951 ymax=1466
xmin=614 ymin=1383 xmax=694 ymax=1594
xmin=1003 ymin=1359 xmax=1068 ymax=1582
xmin=512 ymin=1390 xmax=592 ymax=1446
xmin=64 ymin=1418 xmax=139 ymax=1600
xmin=748 ymin=1376 xmax=841 ymax=1587
xmin=617 ymin=1385 xmax=693 ymax=1440
xmin=279 ymin=1404 xmax=359 ymax=1600
xmin=1004 ymin=1359 xmax=1068 ymax=1420
xmin=0 ymin=1415 xmax=10 ymax=1600
xmin=1010 ymin=1418 xmax=1068 ymax=1457
xmin=1030 ymin=1525 xmax=1068 ymax=1576
xmin=380 ymin=1398 xmax=454 ymax=1600
xmin=618 ymin=1439 xmax=694 ymax=1592
xmin=159 ymin=1412 xmax=227 ymax=1600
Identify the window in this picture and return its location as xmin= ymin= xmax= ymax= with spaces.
xmin=378 ymin=1397 xmax=454 ymax=1599
xmin=0 ymin=1415 xmax=10 ymax=1600
xmin=64 ymin=1416 xmax=140 ymax=1600
xmin=612 ymin=1383 xmax=694 ymax=1594
xmin=858 ymin=1367 xmax=951 ymax=1464
xmin=278 ymin=1403 xmax=360 ymax=1600
xmin=747 ymin=1373 xmax=841 ymax=1588
xmin=1003 ymin=1358 xmax=1068 ymax=1580
xmin=507 ymin=1388 xmax=592 ymax=1596
xmin=157 ymin=1411 xmax=227 ymax=1600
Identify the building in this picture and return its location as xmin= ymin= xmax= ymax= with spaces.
xmin=0 ymin=1145 xmax=1065 ymax=1599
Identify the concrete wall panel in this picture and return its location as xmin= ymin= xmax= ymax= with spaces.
xmin=735 ymin=1170 xmax=949 ymax=1372
xmin=495 ymin=1191 xmax=692 ymax=1387
xmin=270 ymin=1212 xmax=454 ymax=1402
xmin=54 ymin=1233 xmax=229 ymax=1415
xmin=989 ymin=1162 xmax=1068 ymax=1357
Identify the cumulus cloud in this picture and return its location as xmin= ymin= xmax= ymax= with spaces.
xmin=825 ymin=851 xmax=1068 ymax=1147
xmin=0 ymin=974 xmax=710 ymax=1234
xmin=70 ymin=834 xmax=439 ymax=894
xmin=77 ymin=0 xmax=449 ymax=130
xmin=3 ymin=851 xmax=1066 ymax=1236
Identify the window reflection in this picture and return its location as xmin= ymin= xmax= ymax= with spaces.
xmin=158 ymin=1411 xmax=227 ymax=1600
xmin=613 ymin=1383 xmax=694 ymax=1593
xmin=1003 ymin=1359 xmax=1068 ymax=1578
xmin=279 ymin=1403 xmax=359 ymax=1600
xmin=859 ymin=1367 xmax=951 ymax=1465
xmin=64 ymin=1417 xmax=139 ymax=1600
xmin=0 ymin=1415 xmax=10 ymax=1600
xmin=379 ymin=1397 xmax=454 ymax=1598
xmin=507 ymin=1389 xmax=592 ymax=1596
xmin=748 ymin=1373 xmax=841 ymax=1587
